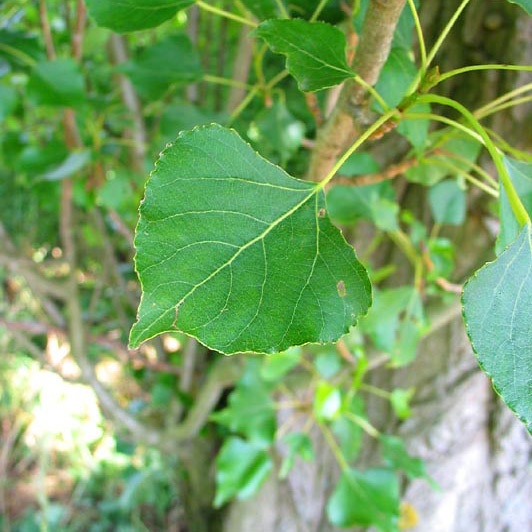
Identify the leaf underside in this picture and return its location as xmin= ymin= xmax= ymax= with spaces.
xmin=129 ymin=125 xmax=371 ymax=355
xmin=462 ymin=224 xmax=532 ymax=432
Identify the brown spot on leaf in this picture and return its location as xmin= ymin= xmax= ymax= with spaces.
xmin=318 ymin=208 xmax=326 ymax=218
xmin=337 ymin=280 xmax=346 ymax=298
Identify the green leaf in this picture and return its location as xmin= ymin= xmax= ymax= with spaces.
xmin=405 ymin=132 xmax=482 ymax=186
xmin=390 ymin=388 xmax=414 ymax=420
xmin=428 ymin=179 xmax=466 ymax=225
xmin=27 ymin=59 xmax=85 ymax=108
xmin=129 ymin=125 xmax=371 ymax=354
xmin=328 ymin=182 xmax=395 ymax=226
xmin=392 ymin=0 xmax=419 ymax=50
xmin=240 ymin=0 xmax=282 ymax=19
xmin=375 ymin=47 xmax=417 ymax=108
xmin=279 ymin=433 xmax=314 ymax=478
xmin=38 ymin=151 xmax=91 ymax=181
xmin=313 ymin=382 xmax=342 ymax=421
xmin=84 ymin=0 xmax=194 ymax=33
xmin=332 ymin=396 xmax=365 ymax=461
xmin=397 ymin=102 xmax=431 ymax=152
xmin=327 ymin=468 xmax=400 ymax=531
xmin=0 ymin=85 xmax=17 ymax=121
xmin=121 ymin=35 xmax=202 ymax=100
xmin=255 ymin=19 xmax=353 ymax=92
xmin=260 ymin=347 xmax=301 ymax=382
xmin=497 ymin=157 xmax=532 ymax=254
xmin=211 ymin=382 xmax=276 ymax=445
xmin=505 ymin=0 xmax=532 ymax=15
xmin=462 ymin=224 xmax=532 ymax=432
xmin=380 ymin=435 xmax=426 ymax=479
xmin=214 ymin=437 xmax=273 ymax=507
xmin=248 ymin=99 xmax=305 ymax=165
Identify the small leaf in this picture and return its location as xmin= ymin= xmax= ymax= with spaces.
xmin=390 ymin=388 xmax=414 ymax=420
xmin=84 ymin=0 xmax=194 ymax=33
xmin=380 ymin=435 xmax=426 ymax=479
xmin=260 ymin=347 xmax=301 ymax=382
xmin=121 ymin=35 xmax=202 ymax=100
xmin=313 ymin=381 xmax=342 ymax=421
xmin=255 ymin=19 xmax=353 ymax=91
xmin=505 ymin=0 xmax=532 ymax=15
xmin=27 ymin=59 xmax=85 ymax=108
xmin=248 ymin=99 xmax=305 ymax=164
xmin=405 ymin=132 xmax=482 ymax=186
xmin=327 ymin=468 xmax=400 ymax=531
xmin=214 ymin=437 xmax=273 ymax=507
xmin=462 ymin=224 xmax=532 ymax=432
xmin=428 ymin=179 xmax=466 ymax=225
xmin=38 ymin=151 xmax=91 ymax=181
xmin=497 ymin=157 xmax=532 ymax=254
xmin=211 ymin=383 xmax=276 ymax=445
xmin=279 ymin=433 xmax=314 ymax=478
xmin=0 ymin=85 xmax=17 ymax=121
xmin=130 ymin=125 xmax=371 ymax=355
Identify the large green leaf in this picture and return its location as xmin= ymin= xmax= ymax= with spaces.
xmin=255 ymin=19 xmax=353 ymax=91
xmin=505 ymin=0 xmax=532 ymax=15
xmin=84 ymin=0 xmax=194 ymax=33
xmin=130 ymin=125 xmax=371 ymax=354
xmin=327 ymin=468 xmax=400 ymax=531
xmin=496 ymin=157 xmax=532 ymax=254
xmin=462 ymin=224 xmax=532 ymax=432
xmin=121 ymin=35 xmax=202 ymax=100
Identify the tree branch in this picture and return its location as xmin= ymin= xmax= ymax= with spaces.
xmin=308 ymin=0 xmax=407 ymax=181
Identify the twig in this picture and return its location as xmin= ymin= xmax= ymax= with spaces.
xmin=308 ymin=0 xmax=407 ymax=181
xmin=71 ymin=0 xmax=86 ymax=61
xmin=108 ymin=34 xmax=147 ymax=173
xmin=333 ymin=157 xmax=418 ymax=186
xmin=38 ymin=0 xmax=56 ymax=60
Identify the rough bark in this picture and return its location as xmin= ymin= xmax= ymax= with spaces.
xmin=223 ymin=1 xmax=532 ymax=531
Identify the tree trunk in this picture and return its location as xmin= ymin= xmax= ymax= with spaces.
xmin=222 ymin=1 xmax=532 ymax=530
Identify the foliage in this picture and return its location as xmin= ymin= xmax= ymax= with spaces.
xmin=0 ymin=0 xmax=531 ymax=530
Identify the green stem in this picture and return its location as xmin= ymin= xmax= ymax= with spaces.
xmin=317 ymin=110 xmax=399 ymax=192
xmin=344 ymin=413 xmax=380 ymax=438
xmin=406 ymin=0 xmax=427 ymax=75
xmin=476 ymin=95 xmax=532 ymax=119
xmin=404 ymin=111 xmax=484 ymax=145
xmin=417 ymin=94 xmax=530 ymax=225
xmin=227 ymin=87 xmax=259 ymax=125
xmin=310 ymin=0 xmax=330 ymax=22
xmin=474 ymin=82 xmax=532 ymax=117
xmin=275 ymin=0 xmax=290 ymax=18
xmin=387 ymin=229 xmax=419 ymax=266
xmin=360 ymin=383 xmax=391 ymax=399
xmin=426 ymin=0 xmax=471 ymax=67
xmin=203 ymin=74 xmax=252 ymax=90
xmin=424 ymin=157 xmax=499 ymax=197
xmin=442 ymin=150 xmax=499 ymax=188
xmin=266 ymin=69 xmax=290 ymax=89
xmin=353 ymin=74 xmax=390 ymax=111
xmin=406 ymin=0 xmax=471 ymax=95
xmin=196 ymin=0 xmax=257 ymax=27
xmin=0 ymin=43 xmax=36 ymax=66
xmin=319 ymin=422 xmax=350 ymax=470
xmin=437 ymin=64 xmax=532 ymax=85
